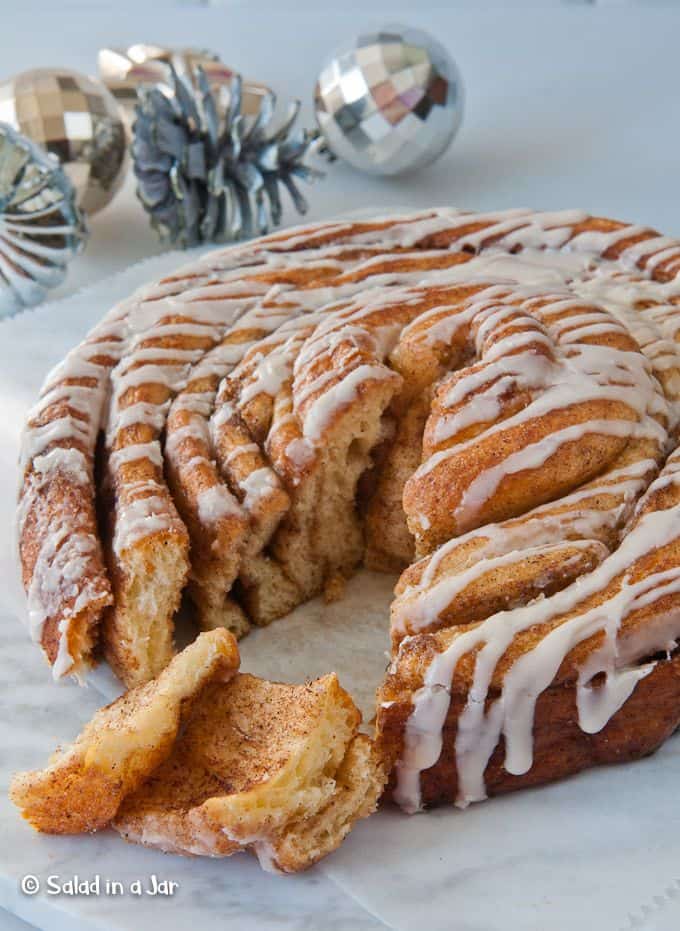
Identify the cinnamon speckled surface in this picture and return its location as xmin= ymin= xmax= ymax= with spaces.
xmin=0 ymin=253 xmax=388 ymax=931
xmin=4 ymin=4 xmax=680 ymax=928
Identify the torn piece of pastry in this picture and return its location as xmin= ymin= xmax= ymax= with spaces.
xmin=259 ymin=732 xmax=381 ymax=873
xmin=9 ymin=629 xmax=239 ymax=834
xmin=10 ymin=631 xmax=383 ymax=872
xmin=113 ymin=672 xmax=386 ymax=872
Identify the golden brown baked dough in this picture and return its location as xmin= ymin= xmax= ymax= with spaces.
xmin=16 ymin=207 xmax=680 ymax=817
xmin=114 ymin=673 xmax=384 ymax=872
xmin=10 ymin=630 xmax=383 ymax=872
xmin=378 ymin=650 xmax=680 ymax=808
xmin=9 ymin=629 xmax=239 ymax=833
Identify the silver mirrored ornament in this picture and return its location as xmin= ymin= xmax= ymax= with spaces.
xmin=98 ymin=45 xmax=271 ymax=122
xmin=0 ymin=68 xmax=128 ymax=216
xmin=0 ymin=122 xmax=87 ymax=317
xmin=314 ymin=25 xmax=464 ymax=176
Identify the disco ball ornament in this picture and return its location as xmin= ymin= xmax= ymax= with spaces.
xmin=98 ymin=44 xmax=271 ymax=122
xmin=0 ymin=123 xmax=87 ymax=316
xmin=0 ymin=68 xmax=128 ymax=215
xmin=314 ymin=26 xmax=464 ymax=176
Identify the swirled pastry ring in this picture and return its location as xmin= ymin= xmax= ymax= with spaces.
xmin=17 ymin=207 xmax=680 ymax=811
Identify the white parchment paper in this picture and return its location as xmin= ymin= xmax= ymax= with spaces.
xmin=1 ymin=250 xmax=679 ymax=931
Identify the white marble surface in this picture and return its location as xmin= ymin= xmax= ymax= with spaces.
xmin=0 ymin=253 xmax=388 ymax=931
xmin=3 ymin=4 xmax=680 ymax=930
xmin=0 ymin=911 xmax=36 ymax=931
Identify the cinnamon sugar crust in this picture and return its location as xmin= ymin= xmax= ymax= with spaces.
xmin=15 ymin=207 xmax=680 ymax=822
xmin=10 ymin=631 xmax=384 ymax=873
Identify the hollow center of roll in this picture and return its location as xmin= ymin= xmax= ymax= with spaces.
xmin=237 ymin=569 xmax=396 ymax=723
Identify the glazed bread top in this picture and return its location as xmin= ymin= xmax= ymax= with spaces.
xmin=16 ymin=209 xmax=680 ymax=808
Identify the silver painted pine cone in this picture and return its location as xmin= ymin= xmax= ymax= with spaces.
xmin=132 ymin=67 xmax=325 ymax=247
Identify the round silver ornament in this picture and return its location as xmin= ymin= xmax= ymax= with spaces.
xmin=98 ymin=45 xmax=271 ymax=122
xmin=0 ymin=68 xmax=128 ymax=215
xmin=314 ymin=26 xmax=464 ymax=176
xmin=0 ymin=122 xmax=87 ymax=316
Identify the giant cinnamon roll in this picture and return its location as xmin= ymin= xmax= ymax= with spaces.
xmin=18 ymin=207 xmax=680 ymax=810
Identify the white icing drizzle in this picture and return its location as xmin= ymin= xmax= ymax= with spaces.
xmin=111 ymin=401 xmax=170 ymax=437
xmin=164 ymin=422 xmax=210 ymax=456
xmin=223 ymin=443 xmax=259 ymax=466
xmin=284 ymin=437 xmax=315 ymax=470
xmin=392 ymin=540 xmax=607 ymax=637
xmin=109 ymin=442 xmax=163 ymax=472
xmin=173 ymin=391 xmax=214 ymax=416
xmin=210 ymin=402 xmax=235 ymax=432
xmin=454 ymin=419 xmax=638 ymax=527
xmin=196 ymin=484 xmax=243 ymax=524
xmin=239 ymin=349 xmax=294 ymax=406
xmin=239 ymin=467 xmax=279 ymax=511
xmin=394 ymin=502 xmax=680 ymax=812
xmin=32 ymin=447 xmax=89 ymax=485
xmin=112 ymin=493 xmax=169 ymax=555
xmin=20 ymin=416 xmax=93 ymax=472
xmin=17 ymin=199 xmax=680 ymax=733
xmin=302 ymin=364 xmax=396 ymax=441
